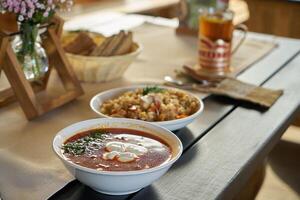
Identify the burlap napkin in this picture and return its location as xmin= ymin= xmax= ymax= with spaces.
xmin=196 ymin=78 xmax=282 ymax=107
xmin=171 ymin=66 xmax=283 ymax=108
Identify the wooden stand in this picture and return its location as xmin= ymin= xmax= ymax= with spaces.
xmin=0 ymin=15 xmax=84 ymax=120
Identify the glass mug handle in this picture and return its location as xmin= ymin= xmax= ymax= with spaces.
xmin=232 ymin=24 xmax=248 ymax=54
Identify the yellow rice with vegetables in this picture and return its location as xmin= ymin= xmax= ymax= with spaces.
xmin=100 ymin=87 xmax=200 ymax=122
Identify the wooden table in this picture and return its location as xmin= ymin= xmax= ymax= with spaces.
xmin=45 ymin=25 xmax=300 ymax=199
xmin=1 ymin=18 xmax=300 ymax=200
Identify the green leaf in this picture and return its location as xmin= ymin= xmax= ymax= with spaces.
xmin=142 ymin=86 xmax=164 ymax=95
xmin=62 ymin=130 xmax=108 ymax=155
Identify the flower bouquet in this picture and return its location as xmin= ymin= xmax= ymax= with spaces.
xmin=0 ymin=0 xmax=73 ymax=80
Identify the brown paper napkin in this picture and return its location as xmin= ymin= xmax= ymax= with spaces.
xmin=196 ymin=78 xmax=283 ymax=107
xmin=171 ymin=67 xmax=283 ymax=108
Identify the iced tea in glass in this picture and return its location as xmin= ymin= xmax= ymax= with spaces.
xmin=198 ymin=8 xmax=246 ymax=72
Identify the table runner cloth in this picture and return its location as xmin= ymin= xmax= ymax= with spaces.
xmin=0 ymin=22 xmax=276 ymax=199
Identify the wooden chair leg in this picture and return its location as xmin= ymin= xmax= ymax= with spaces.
xmin=233 ymin=161 xmax=266 ymax=200
xmin=292 ymin=113 xmax=300 ymax=127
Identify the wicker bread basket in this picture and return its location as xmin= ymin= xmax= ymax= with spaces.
xmin=63 ymin=31 xmax=142 ymax=82
xmin=66 ymin=43 xmax=141 ymax=82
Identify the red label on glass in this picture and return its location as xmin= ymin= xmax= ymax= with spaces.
xmin=199 ymin=36 xmax=231 ymax=70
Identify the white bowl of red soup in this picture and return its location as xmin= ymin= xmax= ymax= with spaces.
xmin=53 ymin=118 xmax=183 ymax=195
xmin=90 ymin=85 xmax=204 ymax=131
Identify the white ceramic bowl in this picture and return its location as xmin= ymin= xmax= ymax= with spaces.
xmin=53 ymin=118 xmax=183 ymax=195
xmin=90 ymin=85 xmax=204 ymax=131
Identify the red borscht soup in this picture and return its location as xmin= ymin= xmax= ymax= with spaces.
xmin=62 ymin=128 xmax=172 ymax=171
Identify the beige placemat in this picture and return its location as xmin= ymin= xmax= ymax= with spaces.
xmin=0 ymin=22 xmax=277 ymax=199
xmin=231 ymin=37 xmax=277 ymax=76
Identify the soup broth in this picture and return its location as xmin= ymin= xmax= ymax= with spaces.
xmin=62 ymin=128 xmax=172 ymax=171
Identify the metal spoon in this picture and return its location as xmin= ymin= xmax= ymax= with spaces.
xmin=164 ymin=76 xmax=216 ymax=88
xmin=164 ymin=76 xmax=184 ymax=86
xmin=164 ymin=76 xmax=207 ymax=92
xmin=166 ymin=75 xmax=212 ymax=87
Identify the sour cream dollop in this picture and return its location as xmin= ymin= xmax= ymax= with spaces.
xmin=103 ymin=141 xmax=148 ymax=162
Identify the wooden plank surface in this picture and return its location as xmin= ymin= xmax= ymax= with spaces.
xmin=129 ymin=50 xmax=300 ymax=200
xmin=130 ymin=25 xmax=300 ymax=149
xmin=49 ymin=26 xmax=300 ymax=199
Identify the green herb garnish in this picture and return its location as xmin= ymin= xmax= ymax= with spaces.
xmin=62 ymin=130 xmax=107 ymax=156
xmin=62 ymin=142 xmax=86 ymax=155
xmin=90 ymin=130 xmax=108 ymax=140
xmin=142 ymin=86 xmax=164 ymax=95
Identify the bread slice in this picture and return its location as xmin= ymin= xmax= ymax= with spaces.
xmin=100 ymin=31 xmax=126 ymax=56
xmin=113 ymin=31 xmax=133 ymax=55
xmin=89 ymin=31 xmax=135 ymax=56
xmin=90 ymin=35 xmax=113 ymax=56
xmin=64 ymin=32 xmax=96 ymax=55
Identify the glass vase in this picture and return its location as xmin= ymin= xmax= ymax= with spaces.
xmin=11 ymin=22 xmax=49 ymax=81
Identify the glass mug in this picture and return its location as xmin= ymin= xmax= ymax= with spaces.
xmin=198 ymin=8 xmax=247 ymax=72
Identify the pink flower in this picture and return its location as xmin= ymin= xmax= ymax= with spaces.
xmin=43 ymin=11 xmax=48 ymax=17
xmin=1 ymin=0 xmax=74 ymax=21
